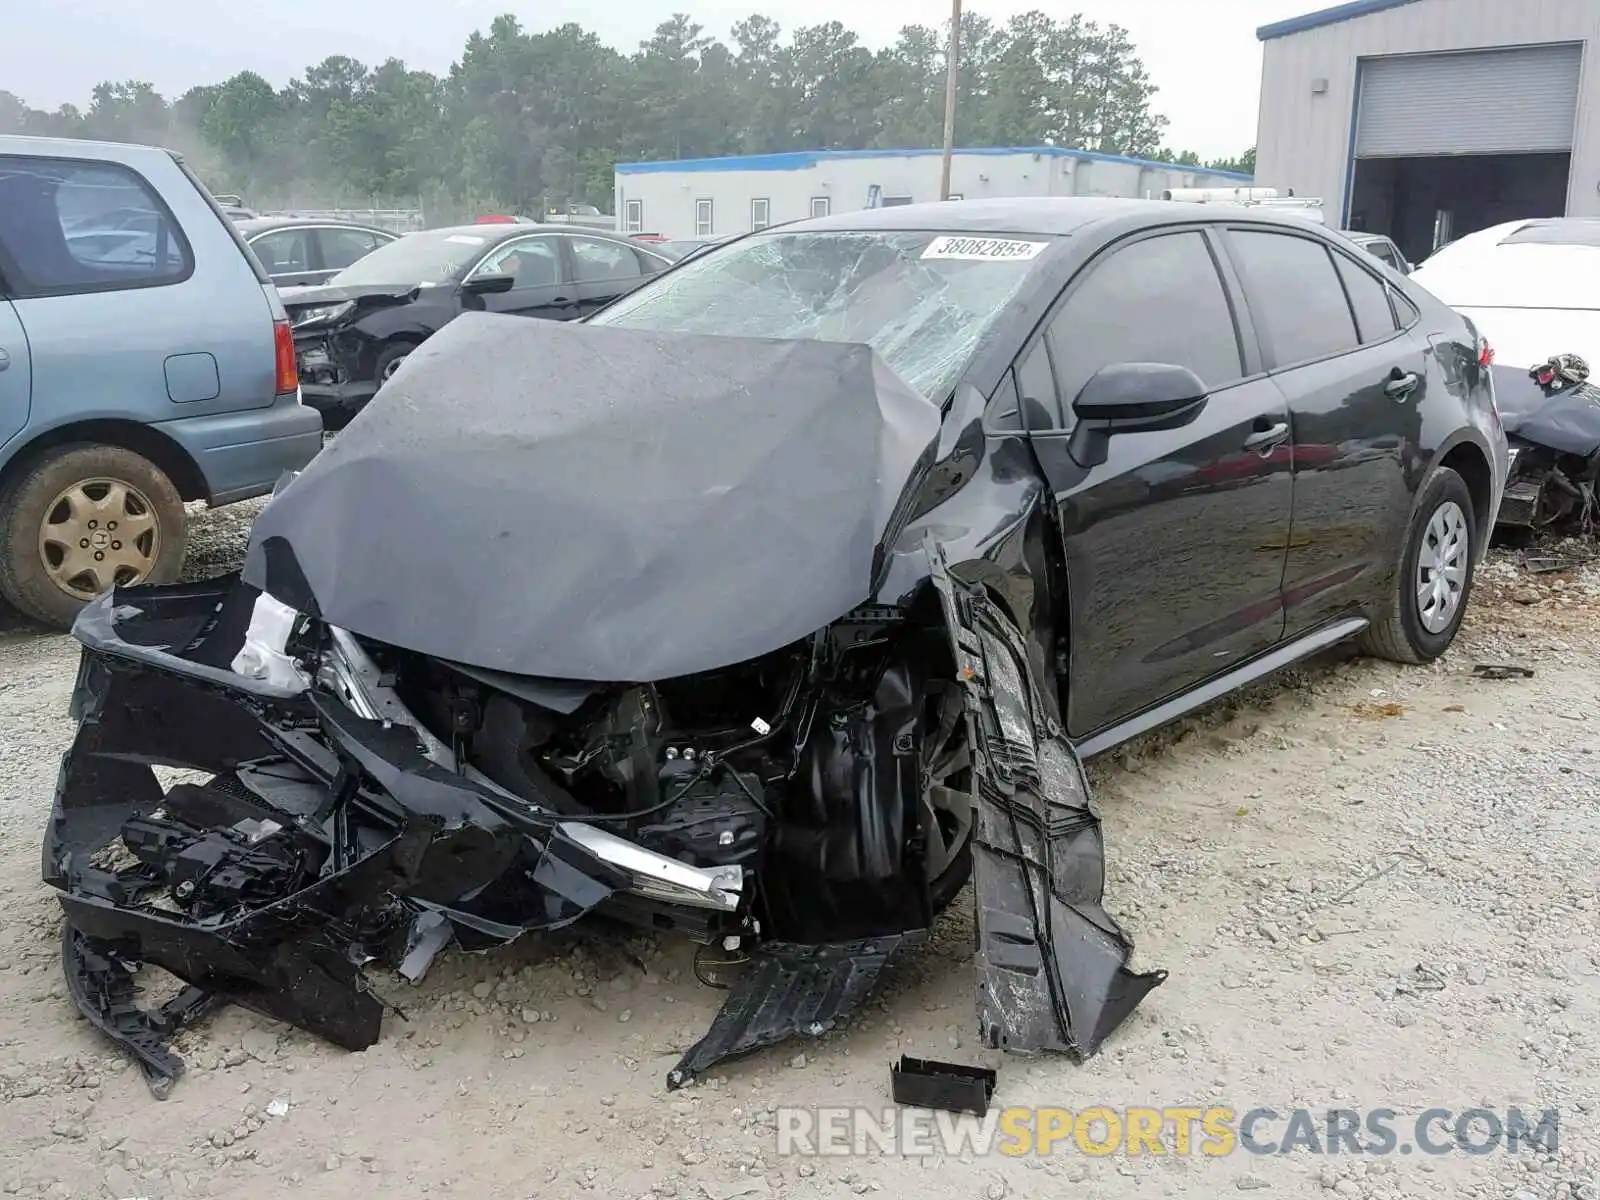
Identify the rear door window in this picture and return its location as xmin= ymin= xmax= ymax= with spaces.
xmin=1229 ymin=230 xmax=1359 ymax=367
xmin=251 ymin=228 xmax=312 ymax=275
xmin=318 ymin=227 xmax=388 ymax=271
xmin=570 ymin=237 xmax=647 ymax=283
xmin=1332 ymin=251 xmax=1400 ymax=344
xmin=1045 ymin=230 xmax=1245 ymax=411
xmin=0 ymin=154 xmax=192 ymax=296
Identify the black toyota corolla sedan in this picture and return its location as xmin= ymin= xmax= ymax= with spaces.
xmin=43 ymin=198 xmax=1507 ymax=1097
xmin=283 ymin=221 xmax=673 ymax=426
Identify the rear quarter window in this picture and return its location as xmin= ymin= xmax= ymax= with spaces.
xmin=0 ymin=154 xmax=194 ymax=298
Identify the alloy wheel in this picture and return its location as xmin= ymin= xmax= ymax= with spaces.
xmin=36 ymin=477 xmax=162 ymax=599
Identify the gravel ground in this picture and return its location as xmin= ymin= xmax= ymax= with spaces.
xmin=0 ymin=505 xmax=1597 ymax=1200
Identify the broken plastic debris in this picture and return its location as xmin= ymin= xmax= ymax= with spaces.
xmin=266 ymin=1098 xmax=290 ymax=1117
xmin=1472 ymin=663 xmax=1535 ymax=680
xmin=890 ymin=1055 xmax=998 ymax=1116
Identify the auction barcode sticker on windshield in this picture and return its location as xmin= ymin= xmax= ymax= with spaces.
xmin=921 ymin=236 xmax=1048 ymax=262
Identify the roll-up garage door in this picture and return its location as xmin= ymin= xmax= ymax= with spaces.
xmin=1355 ymin=43 xmax=1582 ymax=157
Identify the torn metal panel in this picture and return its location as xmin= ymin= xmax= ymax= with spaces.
xmin=927 ymin=542 xmax=1166 ymax=1059
xmin=666 ymin=933 xmax=926 ymax=1089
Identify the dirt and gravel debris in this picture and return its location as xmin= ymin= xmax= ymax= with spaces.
xmin=0 ymin=508 xmax=1597 ymax=1200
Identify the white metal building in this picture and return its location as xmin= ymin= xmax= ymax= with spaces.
xmin=613 ymin=147 xmax=1253 ymax=240
xmin=1254 ymin=0 xmax=1600 ymax=263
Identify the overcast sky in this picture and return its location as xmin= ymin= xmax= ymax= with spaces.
xmin=3 ymin=0 xmax=1322 ymax=157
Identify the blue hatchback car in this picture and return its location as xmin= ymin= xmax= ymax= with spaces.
xmin=0 ymin=136 xmax=323 ymax=629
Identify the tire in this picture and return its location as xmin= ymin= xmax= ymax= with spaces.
xmin=1360 ymin=466 xmax=1476 ymax=664
xmin=921 ymin=678 xmax=976 ymax=913
xmin=374 ymin=341 xmax=415 ymax=389
xmin=0 ymin=444 xmax=187 ymax=631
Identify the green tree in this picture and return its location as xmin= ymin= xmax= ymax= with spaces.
xmin=83 ymin=81 xmax=171 ymax=143
xmin=5 ymin=7 xmax=1201 ymax=214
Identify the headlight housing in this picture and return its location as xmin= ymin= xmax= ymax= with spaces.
xmin=292 ymin=300 xmax=355 ymax=329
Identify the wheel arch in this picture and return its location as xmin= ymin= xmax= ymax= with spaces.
xmin=0 ymin=420 xmax=208 ymax=503
xmin=1432 ymin=435 xmax=1494 ymax=559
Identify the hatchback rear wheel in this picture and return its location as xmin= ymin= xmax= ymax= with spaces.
xmin=0 ymin=444 xmax=187 ymax=630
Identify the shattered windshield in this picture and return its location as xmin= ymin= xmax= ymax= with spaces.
xmin=329 ymin=228 xmax=491 ymax=287
xmin=587 ymin=230 xmax=1051 ymax=400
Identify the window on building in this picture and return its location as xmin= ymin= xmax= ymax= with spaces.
xmin=810 ymin=196 xmax=830 ymax=219
xmin=1229 ymin=230 xmax=1360 ymax=367
xmin=623 ymin=199 xmax=644 ymax=234
xmin=0 ymin=154 xmax=191 ymax=296
xmin=695 ymin=198 xmax=714 ymax=237
xmin=1045 ymin=231 xmax=1245 ymax=413
xmin=751 ymin=198 xmax=770 ymax=231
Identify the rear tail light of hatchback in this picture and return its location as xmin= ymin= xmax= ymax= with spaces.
xmin=1478 ymin=337 xmax=1495 ymax=368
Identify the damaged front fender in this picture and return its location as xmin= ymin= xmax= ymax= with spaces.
xmin=927 ymin=541 xmax=1167 ymax=1059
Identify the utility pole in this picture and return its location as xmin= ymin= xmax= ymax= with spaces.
xmin=939 ymin=0 xmax=962 ymax=201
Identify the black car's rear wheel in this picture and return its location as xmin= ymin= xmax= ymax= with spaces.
xmin=1361 ymin=465 xmax=1477 ymax=664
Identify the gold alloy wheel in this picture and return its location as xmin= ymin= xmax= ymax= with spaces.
xmin=35 ymin=477 xmax=162 ymax=599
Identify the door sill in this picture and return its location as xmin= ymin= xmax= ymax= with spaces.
xmin=1073 ymin=617 xmax=1369 ymax=759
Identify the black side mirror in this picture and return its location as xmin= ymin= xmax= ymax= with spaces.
xmin=462 ymin=272 xmax=516 ymax=296
xmin=1067 ymin=362 xmax=1209 ymax=468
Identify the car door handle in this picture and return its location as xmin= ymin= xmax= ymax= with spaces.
xmin=1243 ymin=421 xmax=1289 ymax=453
xmin=0 ymin=348 xmax=9 ymax=371
xmin=1385 ymin=370 xmax=1420 ymax=399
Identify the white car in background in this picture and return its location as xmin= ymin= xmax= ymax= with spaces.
xmin=1410 ymin=218 xmax=1600 ymax=368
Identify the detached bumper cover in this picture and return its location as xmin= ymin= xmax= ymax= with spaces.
xmin=44 ymin=591 xmax=628 ymax=1097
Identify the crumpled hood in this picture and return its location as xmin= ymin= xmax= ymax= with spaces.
xmin=241 ymin=313 xmax=941 ymax=682
xmin=281 ymin=280 xmax=421 ymax=315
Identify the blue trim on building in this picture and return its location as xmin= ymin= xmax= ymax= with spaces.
xmin=1256 ymin=0 xmax=1421 ymax=42
xmin=1340 ymin=59 xmax=1365 ymax=226
xmin=615 ymin=146 xmax=1255 ymax=182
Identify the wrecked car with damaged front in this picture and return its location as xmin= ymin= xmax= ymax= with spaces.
xmin=44 ymin=199 xmax=1501 ymax=1097
xmin=47 ymin=320 xmax=1158 ymax=1096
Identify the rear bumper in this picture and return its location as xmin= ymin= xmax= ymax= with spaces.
xmin=154 ymin=398 xmax=323 ymax=505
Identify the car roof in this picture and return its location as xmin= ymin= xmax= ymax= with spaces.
xmin=780 ymin=195 xmax=1345 ymax=239
xmin=1412 ymin=219 xmax=1600 ymax=310
xmin=420 ymin=222 xmax=633 ymax=242
xmin=234 ymin=216 xmax=394 ymax=235
xmin=0 ymin=133 xmax=174 ymax=166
